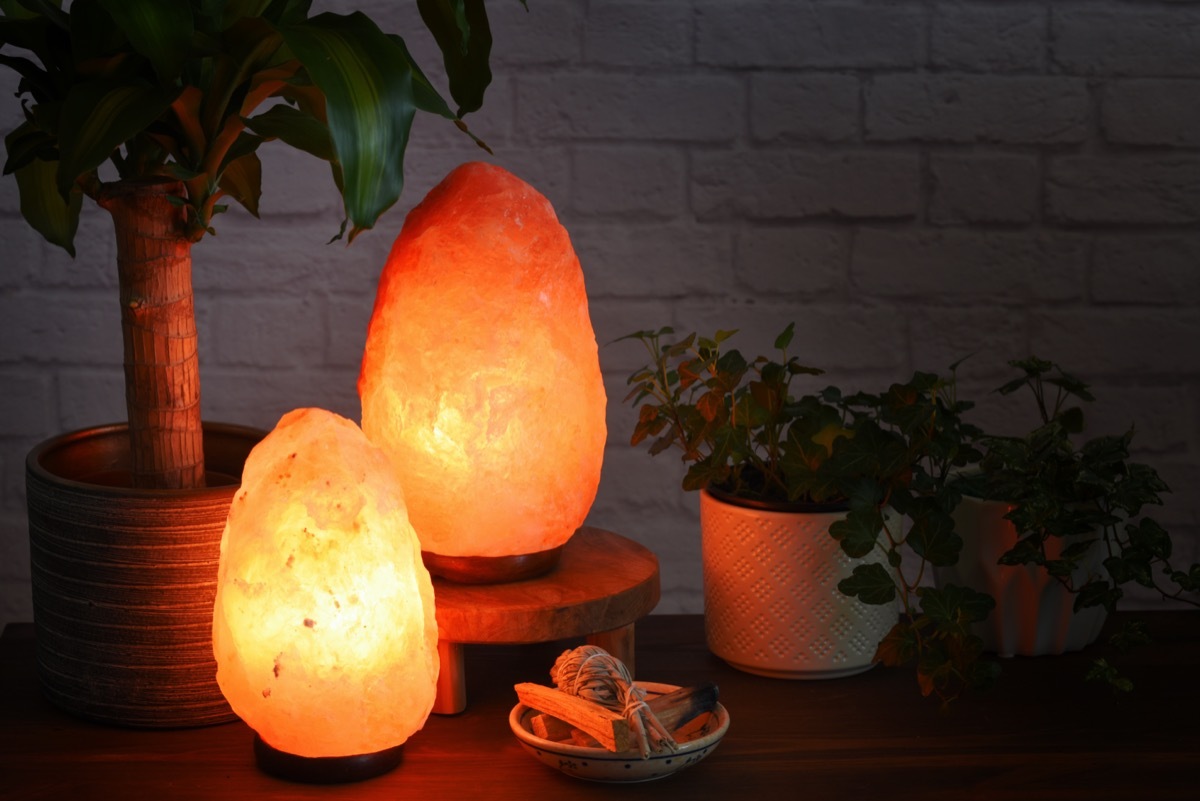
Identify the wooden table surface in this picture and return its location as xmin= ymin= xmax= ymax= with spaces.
xmin=2 ymin=612 xmax=1197 ymax=800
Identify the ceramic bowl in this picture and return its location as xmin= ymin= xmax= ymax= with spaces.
xmin=508 ymin=681 xmax=729 ymax=783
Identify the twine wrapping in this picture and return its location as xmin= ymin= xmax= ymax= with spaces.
xmin=550 ymin=645 xmax=678 ymax=758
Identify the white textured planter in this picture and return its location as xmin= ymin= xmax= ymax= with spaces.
xmin=699 ymin=490 xmax=899 ymax=679
xmin=935 ymin=495 xmax=1107 ymax=658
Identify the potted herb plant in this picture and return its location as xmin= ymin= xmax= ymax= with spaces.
xmin=940 ymin=358 xmax=1200 ymax=686
xmin=621 ymin=326 xmax=998 ymax=703
xmin=2 ymin=0 xmax=498 ymax=727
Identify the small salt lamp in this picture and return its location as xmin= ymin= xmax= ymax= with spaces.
xmin=359 ymin=162 xmax=607 ymax=582
xmin=212 ymin=408 xmax=438 ymax=783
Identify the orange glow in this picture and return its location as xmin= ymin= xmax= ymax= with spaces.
xmin=212 ymin=408 xmax=438 ymax=758
xmin=358 ymin=162 xmax=607 ymax=559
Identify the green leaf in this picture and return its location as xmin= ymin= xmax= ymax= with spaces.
xmin=1074 ymin=579 xmax=1120 ymax=613
xmin=3 ymin=120 xmax=55 ymax=175
xmin=773 ymin=322 xmax=795 ymax=351
xmin=386 ymin=32 xmax=454 ymax=120
xmin=682 ymin=456 xmax=728 ymax=493
xmin=874 ymin=619 xmax=920 ymax=667
xmin=218 ymin=151 xmax=262 ymax=217
xmin=56 ymin=78 xmax=179 ymax=194
xmin=828 ymin=420 xmax=907 ymax=480
xmin=0 ymin=1 xmax=42 ymax=20
xmin=678 ymin=357 xmax=704 ymax=391
xmin=243 ymin=103 xmax=334 ymax=161
xmin=221 ymin=0 xmax=277 ymax=28
xmin=917 ymin=584 xmax=995 ymax=635
xmin=714 ymin=329 xmax=737 ymax=343
xmin=647 ymin=433 xmax=674 ymax=457
xmin=711 ymin=348 xmax=748 ymax=392
xmin=995 ymin=375 xmax=1030 ymax=396
xmin=1045 ymin=370 xmax=1094 ymax=402
xmin=97 ymin=0 xmax=193 ymax=83
xmin=837 ymin=563 xmax=896 ymax=605
xmin=998 ymin=535 xmax=1044 ymax=567
xmin=67 ymin=0 xmax=126 ymax=65
xmin=14 ymin=155 xmax=81 ymax=255
xmin=665 ymin=332 xmax=696 ymax=358
xmin=906 ymin=504 xmax=961 ymax=567
xmin=281 ymin=12 xmax=416 ymax=242
xmin=696 ymin=390 xmax=725 ymax=423
xmin=829 ymin=505 xmax=883 ymax=558
xmin=748 ymin=380 xmax=783 ymax=421
xmin=1126 ymin=517 xmax=1172 ymax=560
xmin=1108 ymin=620 xmax=1151 ymax=653
xmin=3 ymin=1 xmax=65 ymax=27
xmin=1085 ymin=658 xmax=1133 ymax=693
xmin=1170 ymin=565 xmax=1200 ymax=593
xmin=417 ymin=0 xmax=492 ymax=117
xmin=0 ymin=12 xmax=57 ymax=63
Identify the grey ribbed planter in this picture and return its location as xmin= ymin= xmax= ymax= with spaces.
xmin=26 ymin=422 xmax=263 ymax=728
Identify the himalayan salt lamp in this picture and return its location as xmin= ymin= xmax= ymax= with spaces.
xmin=212 ymin=408 xmax=438 ymax=782
xmin=358 ymin=161 xmax=606 ymax=582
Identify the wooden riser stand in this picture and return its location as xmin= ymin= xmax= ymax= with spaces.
xmin=430 ymin=528 xmax=661 ymax=714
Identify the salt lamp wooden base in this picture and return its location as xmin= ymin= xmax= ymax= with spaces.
xmin=431 ymin=527 xmax=660 ymax=714
xmin=421 ymin=545 xmax=563 ymax=584
xmin=253 ymin=734 xmax=404 ymax=784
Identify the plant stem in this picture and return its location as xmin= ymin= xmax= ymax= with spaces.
xmin=99 ymin=178 xmax=205 ymax=489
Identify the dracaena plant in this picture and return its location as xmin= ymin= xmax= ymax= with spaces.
xmin=622 ymin=326 xmax=999 ymax=704
xmin=0 ymin=0 xmax=505 ymax=488
xmin=957 ymin=358 xmax=1200 ymax=690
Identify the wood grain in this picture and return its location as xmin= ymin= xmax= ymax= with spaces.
xmin=513 ymin=683 xmax=633 ymax=751
xmin=432 ymin=527 xmax=661 ymax=644
xmin=2 ymin=612 xmax=1198 ymax=801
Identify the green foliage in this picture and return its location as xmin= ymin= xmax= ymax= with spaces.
xmin=960 ymin=358 xmax=1199 ymax=616
xmin=0 ymin=0 xmax=496 ymax=248
xmin=960 ymin=358 xmax=1199 ymax=689
xmin=621 ymin=326 xmax=994 ymax=704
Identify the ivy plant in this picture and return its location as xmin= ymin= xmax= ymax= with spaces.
xmin=621 ymin=326 xmax=998 ymax=705
xmin=958 ymin=358 xmax=1200 ymax=690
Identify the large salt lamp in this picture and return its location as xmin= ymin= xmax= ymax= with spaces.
xmin=359 ymin=161 xmax=607 ymax=582
xmin=212 ymin=408 xmax=438 ymax=782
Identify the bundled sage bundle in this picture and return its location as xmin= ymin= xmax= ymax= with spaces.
xmin=549 ymin=645 xmax=677 ymax=758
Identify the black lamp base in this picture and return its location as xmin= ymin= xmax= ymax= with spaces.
xmin=253 ymin=733 xmax=404 ymax=784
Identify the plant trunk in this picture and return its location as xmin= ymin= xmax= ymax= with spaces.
xmin=98 ymin=179 xmax=205 ymax=489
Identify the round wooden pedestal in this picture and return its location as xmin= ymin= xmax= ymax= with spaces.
xmin=431 ymin=527 xmax=660 ymax=713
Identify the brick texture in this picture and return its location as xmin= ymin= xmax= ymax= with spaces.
xmin=866 ymin=75 xmax=1090 ymax=144
xmin=1047 ymin=157 xmax=1200 ymax=225
xmin=929 ymin=154 xmax=1041 ymax=225
xmin=932 ymin=4 xmax=1047 ymax=73
xmin=2 ymin=0 xmax=1198 ymax=622
xmin=751 ymin=74 xmax=861 ymax=143
xmin=692 ymin=151 xmax=921 ymax=220
xmin=1053 ymin=7 xmax=1200 ymax=77
xmin=1103 ymin=80 xmax=1200 ymax=147
xmin=696 ymin=1 xmax=923 ymax=69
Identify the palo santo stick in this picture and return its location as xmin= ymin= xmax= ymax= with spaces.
xmin=525 ymin=683 xmax=721 ymax=750
xmin=531 ymin=714 xmax=603 ymax=748
xmin=515 ymin=683 xmax=633 ymax=752
xmin=647 ymin=682 xmax=719 ymax=732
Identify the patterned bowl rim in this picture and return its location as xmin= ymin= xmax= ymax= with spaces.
xmin=508 ymin=681 xmax=730 ymax=761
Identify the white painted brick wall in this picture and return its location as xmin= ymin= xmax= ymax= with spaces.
xmin=3 ymin=0 xmax=1199 ymax=626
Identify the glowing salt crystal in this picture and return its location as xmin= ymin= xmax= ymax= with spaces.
xmin=358 ymin=162 xmax=607 ymax=558
xmin=213 ymin=408 xmax=438 ymax=757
